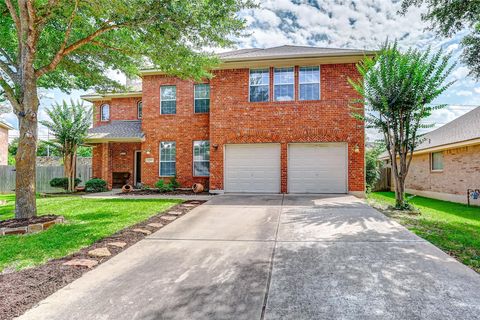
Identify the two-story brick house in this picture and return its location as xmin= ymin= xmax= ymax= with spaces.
xmin=82 ymin=45 xmax=372 ymax=196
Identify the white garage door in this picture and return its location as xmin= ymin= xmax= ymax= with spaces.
xmin=225 ymin=144 xmax=281 ymax=193
xmin=288 ymin=143 xmax=347 ymax=193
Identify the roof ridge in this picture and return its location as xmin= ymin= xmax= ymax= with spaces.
xmin=423 ymin=106 xmax=480 ymax=137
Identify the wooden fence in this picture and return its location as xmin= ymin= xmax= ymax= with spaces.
xmin=0 ymin=165 xmax=92 ymax=193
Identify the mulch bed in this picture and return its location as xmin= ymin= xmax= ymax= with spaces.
xmin=0 ymin=215 xmax=59 ymax=229
xmin=118 ymin=189 xmax=210 ymax=196
xmin=0 ymin=200 xmax=205 ymax=320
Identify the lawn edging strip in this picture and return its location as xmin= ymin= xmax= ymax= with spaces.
xmin=0 ymin=200 xmax=205 ymax=320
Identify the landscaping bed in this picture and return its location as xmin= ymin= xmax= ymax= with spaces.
xmin=118 ymin=189 xmax=210 ymax=196
xmin=0 ymin=200 xmax=205 ymax=320
xmin=369 ymin=192 xmax=480 ymax=273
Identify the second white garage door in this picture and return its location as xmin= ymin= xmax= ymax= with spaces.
xmin=288 ymin=143 xmax=347 ymax=193
xmin=225 ymin=144 xmax=281 ymax=193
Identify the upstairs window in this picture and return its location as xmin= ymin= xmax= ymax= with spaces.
xmin=249 ymin=69 xmax=269 ymax=102
xmin=193 ymin=140 xmax=210 ymax=176
xmin=159 ymin=141 xmax=176 ymax=176
xmin=431 ymin=151 xmax=444 ymax=171
xmin=137 ymin=101 xmax=142 ymax=119
xmin=160 ymin=86 xmax=176 ymax=114
xmin=299 ymin=66 xmax=320 ymax=100
xmin=100 ymin=104 xmax=110 ymax=121
xmin=274 ymin=67 xmax=294 ymax=101
xmin=194 ymin=84 xmax=210 ymax=113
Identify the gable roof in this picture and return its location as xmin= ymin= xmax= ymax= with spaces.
xmin=86 ymin=120 xmax=144 ymax=143
xmin=415 ymin=106 xmax=480 ymax=151
xmin=217 ymin=45 xmax=375 ymax=61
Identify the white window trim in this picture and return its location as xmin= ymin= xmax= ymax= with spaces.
xmin=194 ymin=84 xmax=210 ymax=114
xmin=160 ymin=85 xmax=176 ymax=115
xmin=298 ymin=66 xmax=321 ymax=101
xmin=430 ymin=151 xmax=444 ymax=172
xmin=100 ymin=104 xmax=110 ymax=122
xmin=249 ymin=68 xmax=270 ymax=102
xmin=137 ymin=101 xmax=142 ymax=119
xmin=273 ymin=67 xmax=295 ymax=102
xmin=193 ymin=140 xmax=210 ymax=177
xmin=159 ymin=141 xmax=176 ymax=177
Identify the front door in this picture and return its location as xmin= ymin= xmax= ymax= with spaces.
xmin=135 ymin=151 xmax=142 ymax=186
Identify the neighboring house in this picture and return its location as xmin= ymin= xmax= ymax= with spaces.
xmin=82 ymin=45 xmax=374 ymax=195
xmin=0 ymin=121 xmax=13 ymax=165
xmin=381 ymin=106 xmax=480 ymax=204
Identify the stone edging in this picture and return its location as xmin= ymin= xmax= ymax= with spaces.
xmin=0 ymin=217 xmax=65 ymax=236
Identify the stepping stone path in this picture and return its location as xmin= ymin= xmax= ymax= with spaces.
xmin=63 ymin=259 xmax=98 ymax=268
xmin=182 ymin=204 xmax=195 ymax=207
xmin=133 ymin=228 xmax=152 ymax=235
xmin=168 ymin=211 xmax=182 ymax=216
xmin=161 ymin=216 xmax=177 ymax=221
xmin=107 ymin=241 xmax=127 ymax=248
xmin=148 ymin=223 xmax=164 ymax=228
xmin=88 ymin=247 xmax=111 ymax=257
xmin=0 ymin=200 xmax=7 ymax=206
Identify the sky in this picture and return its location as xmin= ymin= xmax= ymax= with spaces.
xmin=1 ymin=0 xmax=479 ymax=142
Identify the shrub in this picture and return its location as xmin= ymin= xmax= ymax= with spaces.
xmin=155 ymin=179 xmax=174 ymax=193
xmin=50 ymin=177 xmax=81 ymax=190
xmin=85 ymin=178 xmax=107 ymax=193
xmin=169 ymin=176 xmax=180 ymax=189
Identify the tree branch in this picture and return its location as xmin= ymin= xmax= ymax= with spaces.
xmin=5 ymin=0 xmax=21 ymax=33
xmin=0 ymin=60 xmax=17 ymax=82
xmin=35 ymin=0 xmax=61 ymax=28
xmin=0 ymin=75 xmax=20 ymax=111
xmin=35 ymin=22 xmax=126 ymax=78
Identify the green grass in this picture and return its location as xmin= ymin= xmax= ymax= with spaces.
xmin=369 ymin=191 xmax=480 ymax=272
xmin=0 ymin=194 xmax=181 ymax=272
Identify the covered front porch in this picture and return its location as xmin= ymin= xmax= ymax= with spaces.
xmin=86 ymin=120 xmax=144 ymax=190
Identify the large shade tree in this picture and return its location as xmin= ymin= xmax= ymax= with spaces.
xmin=401 ymin=0 xmax=480 ymax=79
xmin=0 ymin=0 xmax=253 ymax=219
xmin=40 ymin=100 xmax=92 ymax=192
xmin=349 ymin=42 xmax=455 ymax=208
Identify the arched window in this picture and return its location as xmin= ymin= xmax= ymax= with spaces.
xmin=137 ymin=101 xmax=142 ymax=119
xmin=100 ymin=104 xmax=110 ymax=121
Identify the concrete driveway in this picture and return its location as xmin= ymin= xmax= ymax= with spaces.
xmin=19 ymin=195 xmax=480 ymax=320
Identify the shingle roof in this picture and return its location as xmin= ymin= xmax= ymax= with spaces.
xmin=217 ymin=45 xmax=375 ymax=61
xmin=380 ymin=106 xmax=480 ymax=158
xmin=415 ymin=106 xmax=480 ymax=151
xmin=86 ymin=120 xmax=144 ymax=141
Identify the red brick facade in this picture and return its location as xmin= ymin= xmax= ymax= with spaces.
xmin=88 ymin=63 xmax=365 ymax=194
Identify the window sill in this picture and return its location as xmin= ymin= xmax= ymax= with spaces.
xmin=430 ymin=169 xmax=444 ymax=173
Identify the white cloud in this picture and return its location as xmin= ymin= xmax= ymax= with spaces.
xmin=456 ymin=90 xmax=473 ymax=97
xmin=474 ymin=87 xmax=480 ymax=94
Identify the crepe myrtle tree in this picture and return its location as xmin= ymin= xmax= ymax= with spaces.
xmin=349 ymin=41 xmax=455 ymax=209
xmin=401 ymin=0 xmax=480 ymax=79
xmin=40 ymin=100 xmax=92 ymax=192
xmin=0 ymin=0 xmax=254 ymax=219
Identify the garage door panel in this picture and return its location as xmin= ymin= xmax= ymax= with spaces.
xmin=288 ymin=143 xmax=347 ymax=194
xmin=225 ymin=144 xmax=281 ymax=193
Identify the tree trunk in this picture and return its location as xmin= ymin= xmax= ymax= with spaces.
xmin=394 ymin=176 xmax=405 ymax=208
xmin=15 ymin=91 xmax=39 ymax=219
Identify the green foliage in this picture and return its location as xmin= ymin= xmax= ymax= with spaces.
xmin=401 ymin=0 xmax=480 ymax=79
xmin=40 ymin=100 xmax=92 ymax=156
xmin=154 ymin=179 xmax=174 ymax=193
xmin=49 ymin=177 xmax=81 ymax=190
xmin=7 ymin=153 xmax=15 ymax=165
xmin=77 ymin=146 xmax=92 ymax=157
xmin=365 ymin=143 xmax=385 ymax=192
xmin=0 ymin=0 xmax=255 ymax=101
xmin=169 ymin=176 xmax=180 ymax=189
xmin=8 ymin=137 xmax=18 ymax=156
xmin=85 ymin=178 xmax=107 ymax=193
xmin=350 ymin=41 xmax=454 ymax=208
xmin=0 ymin=194 xmax=180 ymax=271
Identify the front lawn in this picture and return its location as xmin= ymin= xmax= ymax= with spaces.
xmin=0 ymin=194 xmax=181 ymax=272
xmin=369 ymin=192 xmax=480 ymax=272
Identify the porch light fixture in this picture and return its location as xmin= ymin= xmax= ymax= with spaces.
xmin=212 ymin=144 xmax=219 ymax=150
xmin=353 ymin=144 xmax=360 ymax=153
xmin=145 ymin=149 xmax=151 ymax=155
